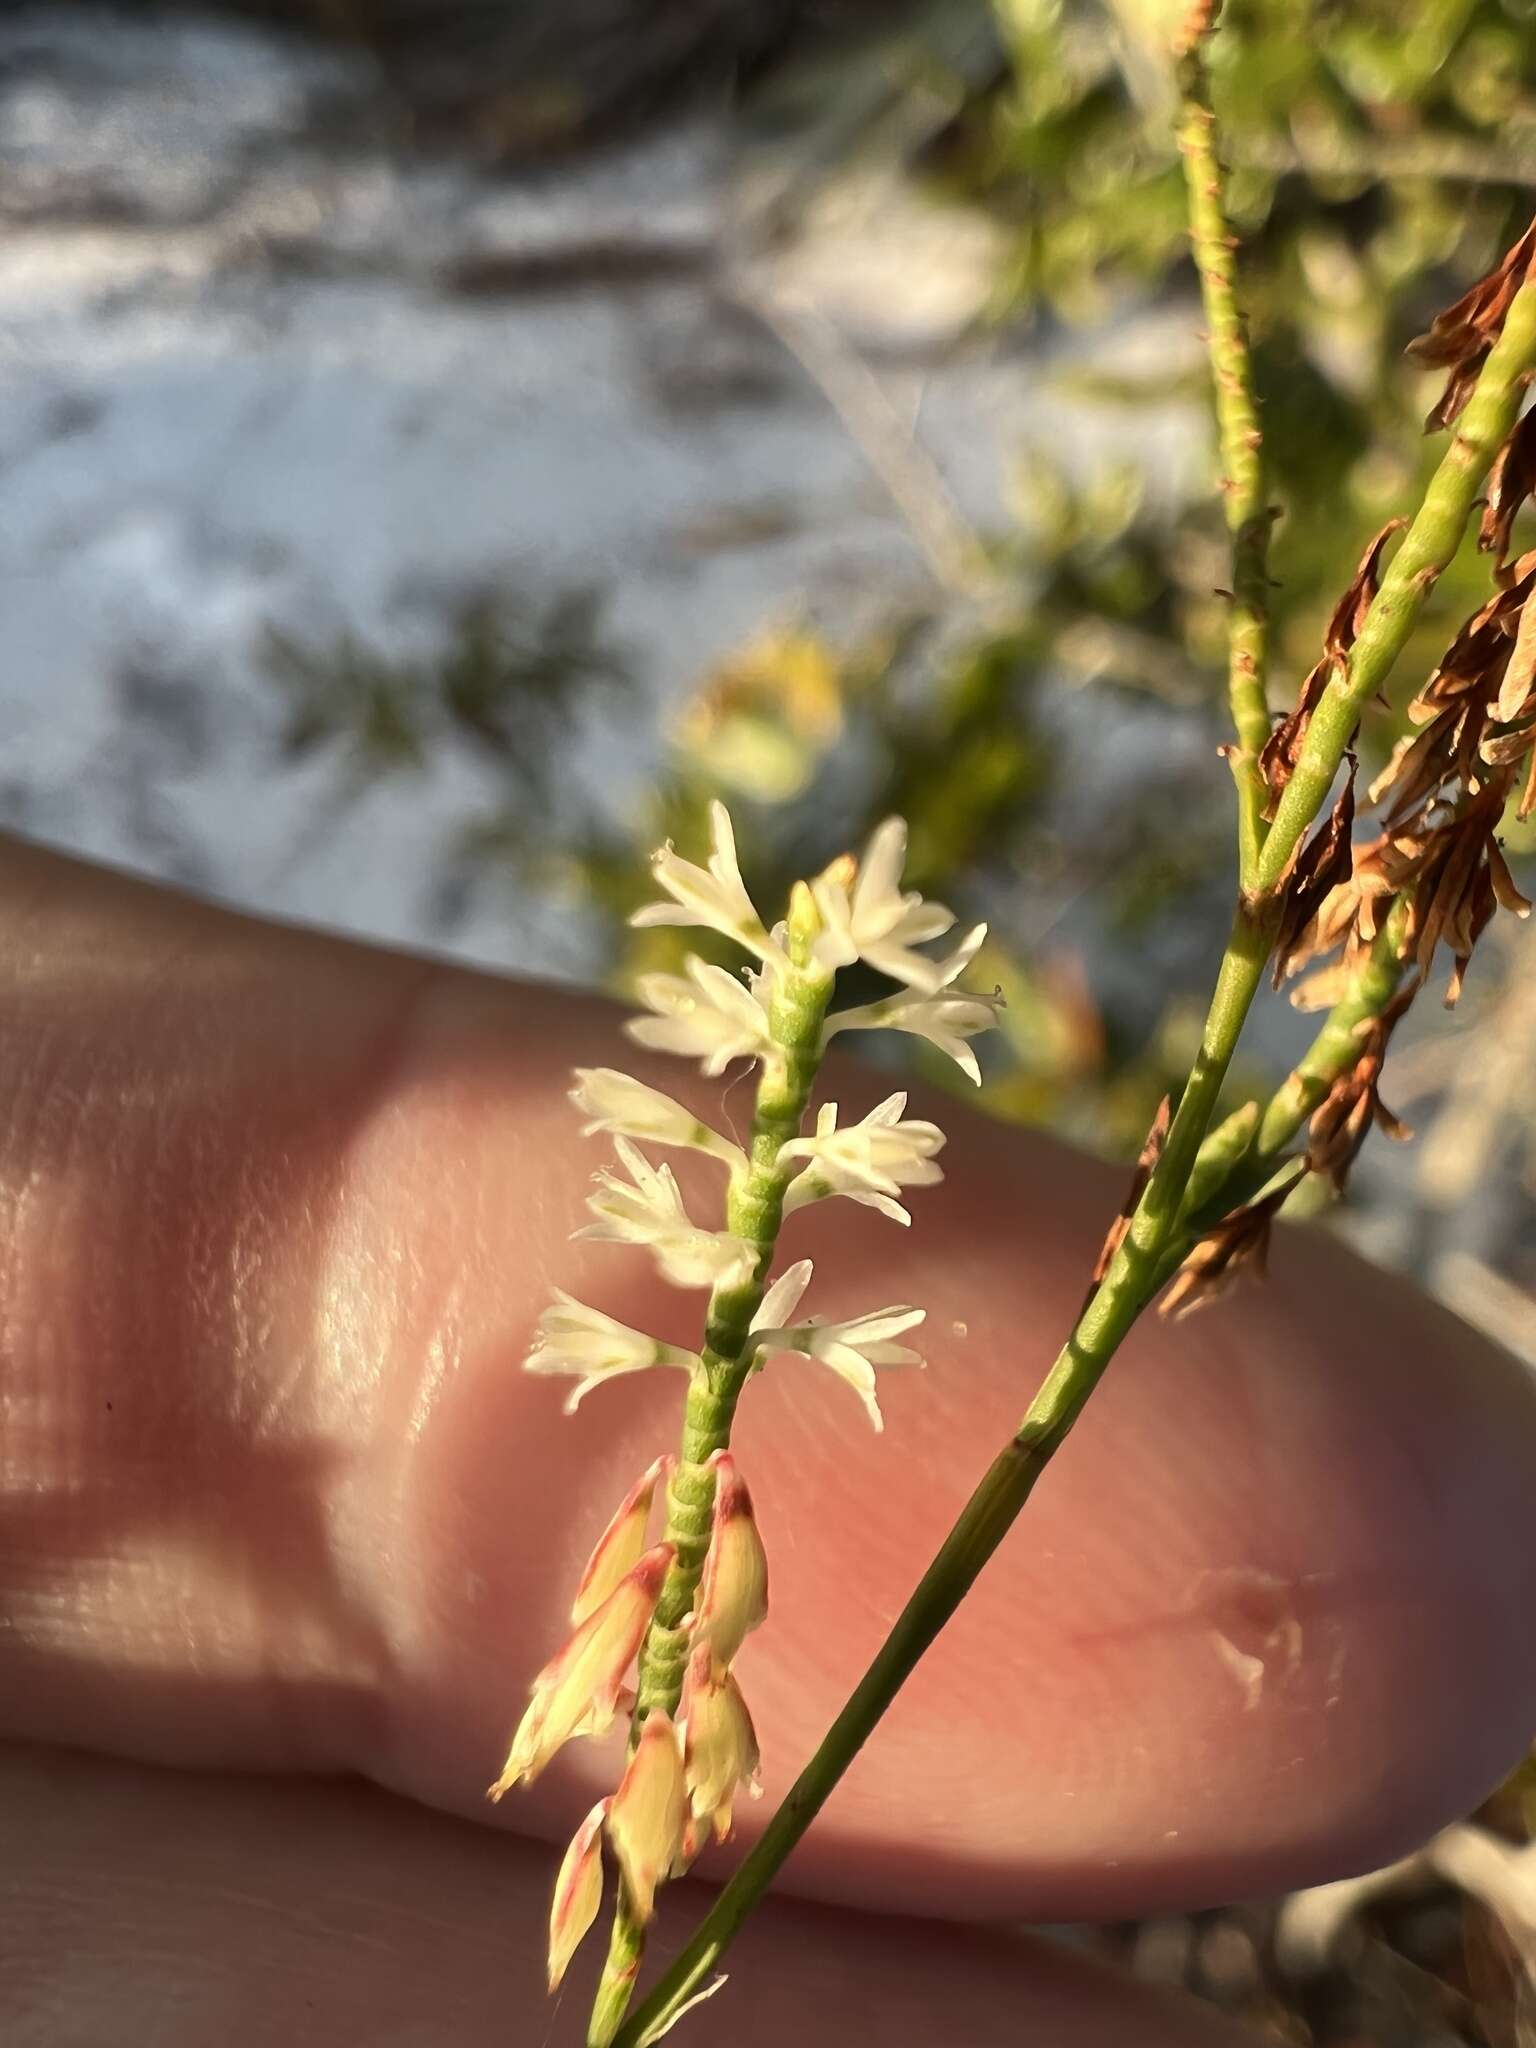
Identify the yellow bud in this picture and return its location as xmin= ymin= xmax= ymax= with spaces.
xmin=607 ymin=1711 xmax=688 ymax=1924
xmin=571 ymin=1455 xmax=671 ymax=1625
xmin=692 ymin=1452 xmax=768 ymax=1672
xmin=547 ymin=1799 xmax=607 ymax=1991
xmin=681 ymin=1642 xmax=761 ymax=1847
xmin=488 ymin=1544 xmax=673 ymax=1798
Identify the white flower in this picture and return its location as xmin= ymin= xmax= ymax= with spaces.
xmin=632 ymin=801 xmax=786 ymax=969
xmin=822 ymin=982 xmax=1001 ymax=1086
xmin=576 ymin=1138 xmax=754 ymax=1291
xmin=626 ymin=959 xmax=775 ymax=1077
xmin=523 ymin=1291 xmax=700 ymax=1412
xmin=571 ymin=1068 xmax=746 ymax=1171
xmin=779 ymin=1092 xmax=945 ymax=1225
xmin=751 ymin=1298 xmax=925 ymax=1431
xmin=810 ymin=818 xmax=974 ymax=992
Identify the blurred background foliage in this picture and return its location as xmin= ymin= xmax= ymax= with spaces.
xmin=243 ymin=0 xmax=1536 ymax=1209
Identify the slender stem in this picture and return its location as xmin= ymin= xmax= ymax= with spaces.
xmin=1177 ymin=24 xmax=1273 ymax=887
xmin=610 ymin=229 xmax=1536 ymax=2048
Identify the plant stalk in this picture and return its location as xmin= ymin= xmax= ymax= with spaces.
xmin=1177 ymin=23 xmax=1273 ymax=887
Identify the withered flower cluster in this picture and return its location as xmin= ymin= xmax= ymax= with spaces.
xmin=1303 ymin=986 xmax=1415 ymax=1194
xmin=1258 ymin=519 xmax=1403 ymax=819
xmin=1162 ymin=228 xmax=1536 ymax=1316
xmin=1160 ymin=1173 xmax=1301 ymax=1321
xmin=1409 ymin=222 xmax=1536 ymax=431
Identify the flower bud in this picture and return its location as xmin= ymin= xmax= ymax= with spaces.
xmin=571 ymin=1456 xmax=671 ymax=1625
xmin=547 ymin=1799 xmax=608 ymax=1991
xmin=681 ymin=1642 xmax=761 ymax=1848
xmin=607 ymin=1710 xmax=689 ymax=1924
xmin=488 ymin=1544 xmax=673 ymax=1798
xmin=692 ymin=1452 xmax=768 ymax=1671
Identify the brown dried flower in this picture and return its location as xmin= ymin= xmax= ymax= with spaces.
xmin=1260 ymin=521 xmax=1404 ymax=815
xmin=1159 ymin=1174 xmax=1302 ymax=1320
xmin=1271 ymin=770 xmax=1357 ymax=985
xmin=1480 ymin=407 xmax=1536 ymax=573
xmin=1304 ymin=987 xmax=1416 ymax=1193
xmin=1086 ymin=1094 xmax=1171 ymax=1300
xmin=1408 ymin=222 xmax=1536 ymax=432
xmin=1394 ymin=780 xmax=1529 ymax=1002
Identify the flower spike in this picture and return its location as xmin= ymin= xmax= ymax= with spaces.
xmin=626 ymin=959 xmax=775 ymax=1076
xmin=576 ymin=1138 xmax=754 ymax=1291
xmin=691 ymin=1452 xmax=769 ymax=1671
xmin=523 ymin=1292 xmax=700 ymax=1413
xmin=632 ymin=801 xmax=787 ymax=970
xmin=488 ymin=1544 xmax=674 ymax=1797
xmin=607 ymin=1711 xmax=690 ymax=1925
xmin=547 ymin=1799 xmax=609 ymax=1991
xmin=571 ymin=1456 xmax=672 ymax=1625
xmin=495 ymin=802 xmax=1000 ymax=2032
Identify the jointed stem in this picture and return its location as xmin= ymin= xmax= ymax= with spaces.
xmin=1177 ymin=19 xmax=1273 ymax=887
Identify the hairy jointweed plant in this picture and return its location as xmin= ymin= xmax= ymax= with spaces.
xmin=493 ymin=8 xmax=1536 ymax=2042
xmin=489 ymin=808 xmax=999 ymax=2040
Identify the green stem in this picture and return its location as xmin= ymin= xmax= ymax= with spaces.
xmin=589 ymin=940 xmax=834 ymax=2048
xmin=1177 ymin=28 xmax=1273 ymax=887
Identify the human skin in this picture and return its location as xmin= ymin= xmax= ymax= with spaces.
xmin=2 ymin=836 xmax=1535 ymax=2045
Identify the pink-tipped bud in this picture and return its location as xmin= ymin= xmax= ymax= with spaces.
xmin=547 ymin=1799 xmax=608 ymax=1992
xmin=692 ymin=1451 xmax=768 ymax=1671
xmin=681 ymin=1641 xmax=761 ymax=1849
xmin=488 ymin=1543 xmax=673 ymax=1799
xmin=571 ymin=1455 xmax=672 ymax=1625
xmin=606 ymin=1710 xmax=689 ymax=1925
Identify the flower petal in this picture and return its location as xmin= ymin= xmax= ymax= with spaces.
xmin=607 ymin=1711 xmax=689 ymax=1924
xmin=692 ymin=1452 xmax=769 ymax=1670
xmin=488 ymin=1545 xmax=673 ymax=1796
xmin=750 ymin=1257 xmax=814 ymax=1332
xmin=547 ymin=1799 xmax=608 ymax=1991
xmin=571 ymin=1456 xmax=672 ymax=1625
